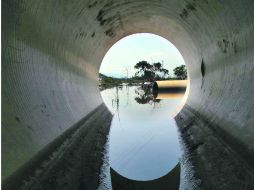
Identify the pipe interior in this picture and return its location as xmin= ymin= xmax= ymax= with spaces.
xmin=2 ymin=0 xmax=254 ymax=183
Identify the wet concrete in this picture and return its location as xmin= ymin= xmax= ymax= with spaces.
xmin=3 ymin=104 xmax=112 ymax=190
xmin=176 ymin=106 xmax=254 ymax=190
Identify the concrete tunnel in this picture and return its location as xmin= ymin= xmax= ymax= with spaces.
xmin=2 ymin=0 xmax=254 ymax=189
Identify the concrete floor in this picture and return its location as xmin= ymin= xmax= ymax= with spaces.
xmin=2 ymin=0 xmax=254 ymax=189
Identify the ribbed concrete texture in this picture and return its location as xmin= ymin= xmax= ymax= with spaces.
xmin=2 ymin=0 xmax=254 ymax=189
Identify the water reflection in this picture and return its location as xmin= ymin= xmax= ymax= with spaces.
xmin=134 ymin=87 xmax=161 ymax=107
xmin=100 ymin=85 xmax=184 ymax=183
xmin=110 ymin=163 xmax=180 ymax=190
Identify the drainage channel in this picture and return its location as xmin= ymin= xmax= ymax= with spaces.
xmin=98 ymin=85 xmax=187 ymax=189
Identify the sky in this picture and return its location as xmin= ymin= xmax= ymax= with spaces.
xmin=99 ymin=33 xmax=185 ymax=78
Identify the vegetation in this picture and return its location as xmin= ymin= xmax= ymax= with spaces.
xmin=99 ymin=73 xmax=123 ymax=90
xmin=134 ymin=61 xmax=169 ymax=82
xmin=99 ymin=62 xmax=187 ymax=91
xmin=173 ymin=65 xmax=187 ymax=79
xmin=134 ymin=87 xmax=161 ymax=106
xmin=99 ymin=74 xmax=146 ymax=90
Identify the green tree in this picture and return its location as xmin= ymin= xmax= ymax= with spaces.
xmin=173 ymin=65 xmax=187 ymax=79
xmin=134 ymin=61 xmax=154 ymax=81
xmin=152 ymin=62 xmax=168 ymax=79
xmin=134 ymin=61 xmax=169 ymax=81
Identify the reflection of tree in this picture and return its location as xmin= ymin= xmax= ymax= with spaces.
xmin=134 ymin=87 xmax=161 ymax=107
xmin=134 ymin=96 xmax=151 ymax=104
xmin=112 ymin=87 xmax=121 ymax=122
xmin=125 ymin=85 xmax=129 ymax=107
xmin=151 ymin=98 xmax=161 ymax=109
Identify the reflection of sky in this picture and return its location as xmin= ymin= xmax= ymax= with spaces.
xmin=101 ymin=86 xmax=183 ymax=180
xmin=99 ymin=33 xmax=185 ymax=78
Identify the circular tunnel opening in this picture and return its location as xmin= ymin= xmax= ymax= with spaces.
xmin=99 ymin=33 xmax=189 ymax=113
xmin=98 ymin=33 xmax=189 ymax=184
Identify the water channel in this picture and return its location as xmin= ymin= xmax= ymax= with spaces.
xmin=98 ymin=84 xmax=186 ymax=189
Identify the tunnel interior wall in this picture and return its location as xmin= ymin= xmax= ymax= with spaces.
xmin=2 ymin=0 xmax=106 ymax=179
xmin=2 ymin=0 xmax=254 ymax=181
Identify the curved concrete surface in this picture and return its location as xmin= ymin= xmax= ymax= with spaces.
xmin=153 ymin=80 xmax=187 ymax=93
xmin=2 ymin=0 xmax=254 ymax=189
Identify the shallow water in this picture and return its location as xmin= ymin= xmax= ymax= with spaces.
xmin=100 ymin=85 xmax=184 ymax=182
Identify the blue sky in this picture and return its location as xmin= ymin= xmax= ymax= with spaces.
xmin=99 ymin=33 xmax=185 ymax=78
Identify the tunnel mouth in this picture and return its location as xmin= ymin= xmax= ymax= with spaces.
xmin=98 ymin=32 xmax=189 ymax=103
xmin=152 ymin=80 xmax=187 ymax=99
xmin=98 ymin=32 xmax=190 ymax=121
xmin=98 ymin=33 xmax=189 ymax=182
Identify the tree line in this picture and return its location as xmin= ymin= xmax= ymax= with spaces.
xmin=134 ymin=60 xmax=187 ymax=81
xmin=99 ymin=60 xmax=187 ymax=90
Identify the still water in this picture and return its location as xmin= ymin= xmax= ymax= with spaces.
xmin=100 ymin=85 xmax=184 ymax=183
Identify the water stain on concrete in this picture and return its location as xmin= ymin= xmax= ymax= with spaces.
xmin=75 ymin=31 xmax=86 ymax=39
xmin=15 ymin=116 xmax=20 ymax=123
xmin=88 ymin=1 xmax=97 ymax=9
xmin=105 ymin=28 xmax=115 ymax=37
xmin=180 ymin=3 xmax=197 ymax=19
xmin=232 ymin=41 xmax=238 ymax=54
xmin=96 ymin=10 xmax=106 ymax=26
xmin=27 ymin=125 xmax=34 ymax=132
xmin=217 ymin=38 xmax=238 ymax=54
xmin=76 ymin=7 xmax=86 ymax=17
xmin=96 ymin=9 xmax=119 ymax=27
xmin=217 ymin=39 xmax=230 ymax=53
